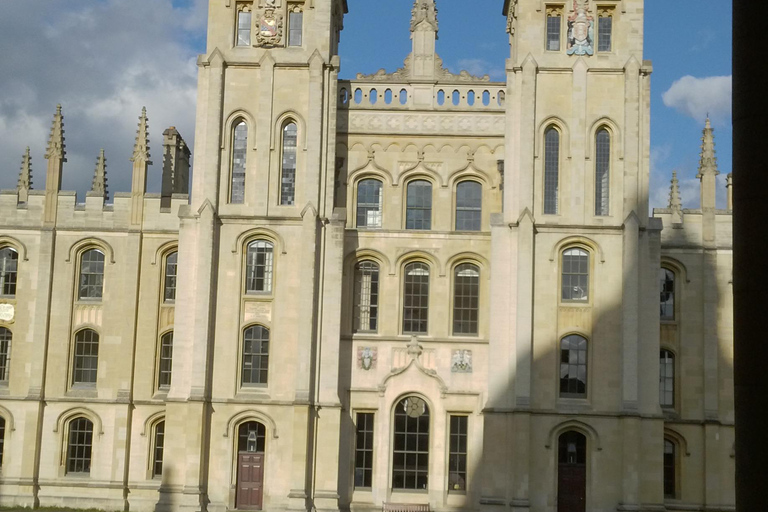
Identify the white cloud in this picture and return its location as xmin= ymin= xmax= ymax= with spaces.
xmin=0 ymin=0 xmax=207 ymax=198
xmin=662 ymin=75 xmax=732 ymax=125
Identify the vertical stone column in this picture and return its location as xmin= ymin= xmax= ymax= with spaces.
xmin=622 ymin=212 xmax=640 ymax=411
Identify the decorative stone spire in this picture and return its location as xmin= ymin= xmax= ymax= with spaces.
xmin=697 ymin=117 xmax=719 ymax=212
xmin=411 ymin=0 xmax=438 ymax=32
xmin=131 ymin=107 xmax=152 ymax=165
xmin=726 ymin=173 xmax=733 ymax=212
xmin=45 ymin=104 xmax=67 ymax=162
xmin=17 ymin=147 xmax=32 ymax=203
xmin=89 ymin=149 xmax=108 ymax=201
xmin=669 ymin=170 xmax=683 ymax=224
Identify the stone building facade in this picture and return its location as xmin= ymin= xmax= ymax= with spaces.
xmin=0 ymin=1 xmax=734 ymax=512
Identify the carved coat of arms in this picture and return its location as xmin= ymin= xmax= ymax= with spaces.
xmin=567 ymin=0 xmax=594 ymax=56
xmin=451 ymin=350 xmax=473 ymax=373
xmin=358 ymin=347 xmax=378 ymax=371
xmin=256 ymin=9 xmax=284 ymax=47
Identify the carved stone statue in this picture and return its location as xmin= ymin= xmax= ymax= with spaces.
xmin=567 ymin=0 xmax=594 ymax=56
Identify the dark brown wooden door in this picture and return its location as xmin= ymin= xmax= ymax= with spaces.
xmin=557 ymin=431 xmax=586 ymax=512
xmin=237 ymin=452 xmax=264 ymax=510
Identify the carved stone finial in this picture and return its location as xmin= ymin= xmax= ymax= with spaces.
xmin=726 ymin=173 xmax=733 ymax=211
xmin=407 ymin=335 xmax=423 ymax=358
xmin=45 ymin=104 xmax=66 ymax=162
xmin=18 ymin=147 xmax=32 ymax=191
xmin=669 ymin=170 xmax=683 ymax=209
xmin=90 ymin=149 xmax=108 ymax=200
xmin=411 ymin=0 xmax=438 ymax=33
xmin=697 ymin=117 xmax=719 ymax=179
xmin=131 ymin=107 xmax=152 ymax=165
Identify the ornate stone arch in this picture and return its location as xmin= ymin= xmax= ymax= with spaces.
xmin=395 ymin=166 xmax=440 ymax=188
xmin=446 ymin=252 xmax=489 ymax=276
xmin=53 ymin=407 xmax=103 ymax=436
xmin=546 ymin=419 xmax=602 ymax=451
xmin=394 ymin=251 xmax=442 ymax=278
xmin=587 ymin=117 xmax=623 ymax=160
xmin=0 ymin=235 xmax=28 ymax=261
xmin=0 ymin=404 xmax=16 ymax=433
xmin=66 ymin=238 xmax=115 ymax=265
xmin=232 ymin=227 xmax=286 ymax=256
xmin=661 ymin=256 xmax=690 ymax=284
xmin=140 ymin=410 xmax=167 ymax=437
xmin=664 ymin=427 xmax=691 ymax=457
xmin=272 ymin=110 xmax=307 ymax=151
xmin=348 ymin=162 xmax=394 ymax=189
xmin=222 ymin=109 xmax=257 ymax=151
xmin=549 ymin=235 xmax=605 ymax=264
xmin=151 ymin=240 xmax=179 ymax=266
xmin=343 ymin=249 xmax=392 ymax=277
xmin=225 ymin=410 xmax=279 ymax=440
xmin=448 ymin=164 xmax=495 ymax=190
xmin=536 ymin=116 xmax=571 ymax=159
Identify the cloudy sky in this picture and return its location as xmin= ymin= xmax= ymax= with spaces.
xmin=0 ymin=0 xmax=731 ymax=209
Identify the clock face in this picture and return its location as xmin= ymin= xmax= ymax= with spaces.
xmin=404 ymin=397 xmax=427 ymax=418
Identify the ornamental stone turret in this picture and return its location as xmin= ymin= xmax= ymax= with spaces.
xmin=161 ymin=127 xmax=190 ymax=208
xmin=130 ymin=107 xmax=151 ymax=227
xmin=697 ymin=117 xmax=719 ymax=211
xmin=668 ymin=170 xmax=683 ymax=225
xmin=17 ymin=147 xmax=32 ymax=204
xmin=726 ymin=173 xmax=733 ymax=212
xmin=88 ymin=149 xmax=108 ymax=201
xmin=44 ymin=104 xmax=66 ymax=225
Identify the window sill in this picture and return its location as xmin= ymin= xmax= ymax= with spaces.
xmin=390 ymin=489 xmax=429 ymax=495
xmin=243 ymin=293 xmax=274 ymax=301
xmin=67 ymin=386 xmax=98 ymax=399
xmin=75 ymin=299 xmax=103 ymax=305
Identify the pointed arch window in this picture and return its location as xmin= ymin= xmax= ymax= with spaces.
xmin=0 ymin=247 xmax=18 ymax=297
xmin=664 ymin=438 xmax=678 ymax=499
xmin=242 ymin=325 xmax=270 ymax=386
xmin=78 ymin=249 xmax=105 ymax=300
xmin=660 ymin=268 xmax=675 ymax=320
xmin=453 ymin=264 xmax=480 ymax=336
xmin=595 ymin=128 xmax=611 ymax=216
xmin=280 ymin=122 xmax=298 ymax=205
xmin=230 ymin=120 xmax=248 ymax=204
xmin=560 ymin=334 xmax=588 ymax=397
xmin=245 ymin=240 xmax=274 ymax=294
xmin=152 ymin=420 xmax=165 ymax=477
xmin=0 ymin=327 xmax=11 ymax=383
xmin=73 ymin=329 xmax=99 ymax=385
xmin=354 ymin=261 xmax=379 ymax=333
xmin=163 ymin=251 xmax=178 ymax=303
xmin=561 ymin=248 xmax=589 ymax=302
xmin=544 ymin=126 xmax=560 ymax=215
xmin=660 ymin=350 xmax=675 ymax=408
xmin=357 ymin=179 xmax=383 ymax=228
xmin=406 ymin=180 xmax=432 ymax=230
xmin=0 ymin=416 xmax=5 ymax=467
xmin=158 ymin=331 xmax=174 ymax=389
xmin=392 ymin=396 xmax=430 ymax=490
xmin=455 ymin=181 xmax=482 ymax=231
xmin=403 ymin=262 xmax=430 ymax=334
xmin=66 ymin=417 xmax=94 ymax=474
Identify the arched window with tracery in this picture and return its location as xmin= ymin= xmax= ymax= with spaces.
xmin=78 ymin=249 xmax=105 ymax=300
xmin=245 ymin=240 xmax=274 ymax=294
xmin=353 ymin=260 xmax=379 ymax=333
xmin=230 ymin=120 xmax=248 ymax=204
xmin=453 ymin=263 xmax=480 ymax=336
xmin=455 ymin=181 xmax=482 ymax=231
xmin=392 ymin=396 xmax=430 ymax=490
xmin=595 ymin=128 xmax=611 ymax=216
xmin=280 ymin=121 xmax=298 ymax=205
xmin=544 ymin=126 xmax=560 ymax=215
xmin=403 ymin=262 xmax=430 ymax=334
xmin=72 ymin=329 xmax=99 ymax=385
xmin=241 ymin=325 xmax=270 ymax=386
xmin=0 ymin=327 xmax=11 ymax=383
xmin=357 ymin=179 xmax=383 ymax=228
xmin=66 ymin=417 xmax=94 ymax=474
xmin=0 ymin=247 xmax=18 ymax=297
xmin=560 ymin=334 xmax=588 ymax=397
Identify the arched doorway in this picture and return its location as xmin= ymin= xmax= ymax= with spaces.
xmin=236 ymin=421 xmax=266 ymax=510
xmin=557 ymin=431 xmax=586 ymax=512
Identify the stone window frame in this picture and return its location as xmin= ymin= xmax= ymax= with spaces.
xmin=558 ymin=333 xmax=590 ymax=400
xmin=70 ymin=328 xmax=100 ymax=388
xmin=229 ymin=118 xmax=250 ymax=205
xmin=239 ymin=323 xmax=271 ymax=389
xmin=150 ymin=419 xmax=166 ymax=479
xmin=76 ymin=247 xmax=106 ymax=302
xmin=352 ymin=259 xmax=381 ymax=334
xmin=545 ymin=5 xmax=565 ymax=52
xmin=287 ymin=3 xmax=304 ymax=47
xmin=453 ymin=180 xmax=483 ymax=232
xmin=391 ymin=395 xmax=431 ymax=491
xmin=162 ymin=249 xmax=179 ymax=304
xmin=596 ymin=6 xmax=615 ymax=53
xmin=235 ymin=3 xmax=253 ymax=48
xmin=659 ymin=348 xmax=677 ymax=409
xmin=0 ymin=327 xmax=11 ymax=384
xmin=400 ymin=260 xmax=432 ymax=336
xmin=0 ymin=246 xmax=19 ymax=298
xmin=156 ymin=330 xmax=174 ymax=392
xmin=355 ymin=177 xmax=385 ymax=230
xmin=279 ymin=118 xmax=299 ymax=206
xmin=403 ymin=177 xmax=435 ymax=231
xmin=450 ymin=261 xmax=481 ymax=338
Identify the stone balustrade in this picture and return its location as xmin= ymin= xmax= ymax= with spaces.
xmin=338 ymin=81 xmax=506 ymax=111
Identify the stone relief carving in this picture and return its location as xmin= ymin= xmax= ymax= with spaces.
xmin=255 ymin=8 xmax=284 ymax=47
xmin=357 ymin=347 xmax=378 ymax=371
xmin=356 ymin=54 xmax=490 ymax=83
xmin=451 ymin=350 xmax=473 ymax=373
xmin=506 ymin=0 xmax=518 ymax=34
xmin=411 ymin=0 xmax=438 ymax=32
xmin=339 ymin=112 xmax=505 ymax=137
xmin=567 ymin=0 xmax=594 ymax=56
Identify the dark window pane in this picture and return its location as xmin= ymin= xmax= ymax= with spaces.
xmin=558 ymin=431 xmax=586 ymax=465
xmin=448 ymin=416 xmax=468 ymax=491
xmin=281 ymin=122 xmax=298 ymax=205
xmin=595 ymin=129 xmax=611 ymax=216
xmin=158 ymin=332 xmax=174 ymax=389
xmin=664 ymin=439 xmax=676 ymax=498
xmin=544 ymin=127 xmax=560 ymax=214
xmin=562 ymin=249 xmax=589 ymax=302
xmin=559 ymin=335 xmax=588 ymax=398
xmin=357 ymin=179 xmax=383 ymax=228
xmin=237 ymin=10 xmax=251 ymax=46
xmin=598 ymin=16 xmax=612 ymax=52
xmin=289 ymin=11 xmax=303 ymax=46
xmin=354 ymin=261 xmax=379 ymax=333
xmin=0 ymin=327 xmax=11 ymax=382
xmin=406 ymin=180 xmax=432 ymax=230
xmin=455 ymin=181 xmax=482 ymax=231
xmin=245 ymin=241 xmax=274 ymax=293
xmin=73 ymin=329 xmax=99 ymax=385
xmin=237 ymin=421 xmax=266 ymax=453
xmin=0 ymin=248 xmax=18 ymax=297
xmin=660 ymin=268 xmax=675 ymax=320
xmin=67 ymin=417 xmax=94 ymax=474
xmin=164 ymin=252 xmax=178 ymax=303
xmin=403 ymin=263 xmax=430 ymax=334
xmin=660 ymin=350 xmax=675 ymax=407
xmin=453 ymin=264 xmax=479 ymax=336
xmin=354 ymin=413 xmax=374 ymax=488
xmin=392 ymin=397 xmax=429 ymax=490
xmin=241 ymin=326 xmax=270 ymax=385
xmin=230 ymin=121 xmax=248 ymax=203
xmin=547 ymin=15 xmax=561 ymax=51
xmin=153 ymin=421 xmax=165 ymax=477
xmin=79 ymin=249 xmax=105 ymax=300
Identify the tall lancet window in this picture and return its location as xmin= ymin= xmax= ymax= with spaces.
xmin=281 ymin=122 xmax=298 ymax=205
xmin=230 ymin=121 xmax=248 ymax=204
xmin=544 ymin=126 xmax=560 ymax=214
xmin=595 ymin=128 xmax=611 ymax=216
xmin=236 ymin=6 xmax=252 ymax=47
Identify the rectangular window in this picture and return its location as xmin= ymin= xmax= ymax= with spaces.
xmin=448 ymin=416 xmax=468 ymax=492
xmin=158 ymin=332 xmax=174 ymax=389
xmin=354 ymin=262 xmax=380 ymax=333
xmin=289 ymin=10 xmax=303 ymax=47
xmin=153 ymin=422 xmax=165 ymax=477
xmin=354 ymin=413 xmax=374 ymax=488
xmin=546 ymin=11 xmax=561 ymax=51
xmin=405 ymin=181 xmax=433 ymax=230
xmin=598 ymin=13 xmax=613 ymax=52
xmin=660 ymin=350 xmax=675 ymax=408
xmin=237 ymin=8 xmax=252 ymax=46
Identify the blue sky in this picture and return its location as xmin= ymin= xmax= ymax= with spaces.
xmin=0 ymin=0 xmax=731 ymax=209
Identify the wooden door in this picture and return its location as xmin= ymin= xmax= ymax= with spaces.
xmin=557 ymin=431 xmax=586 ymax=512
xmin=236 ymin=452 xmax=264 ymax=510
